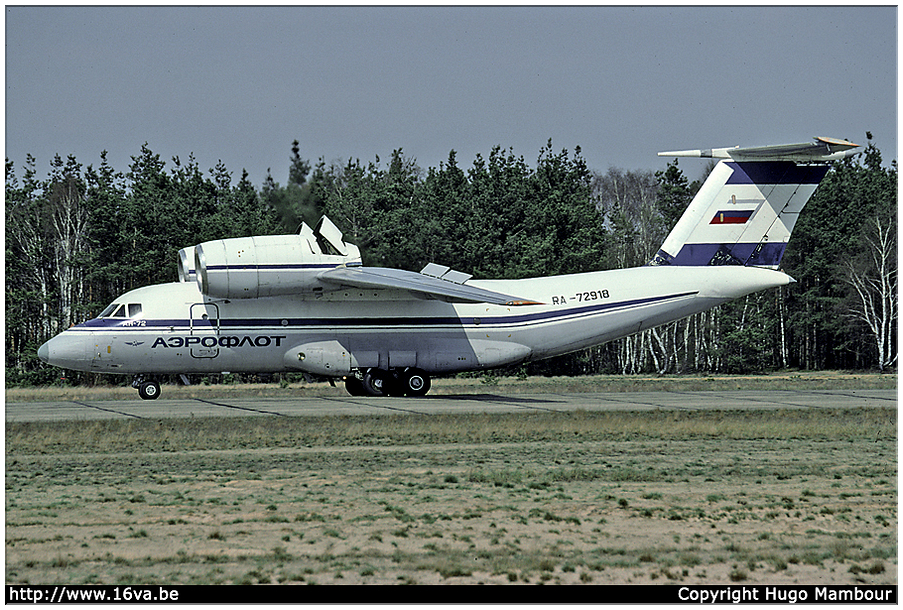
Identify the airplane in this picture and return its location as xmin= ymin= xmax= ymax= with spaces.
xmin=38 ymin=137 xmax=860 ymax=399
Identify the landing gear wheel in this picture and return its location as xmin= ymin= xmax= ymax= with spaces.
xmin=345 ymin=376 xmax=366 ymax=396
xmin=138 ymin=380 xmax=161 ymax=400
xmin=362 ymin=369 xmax=389 ymax=397
xmin=400 ymin=368 xmax=431 ymax=397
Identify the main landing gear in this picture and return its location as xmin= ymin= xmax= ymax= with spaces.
xmin=344 ymin=367 xmax=432 ymax=397
xmin=132 ymin=375 xmax=161 ymax=400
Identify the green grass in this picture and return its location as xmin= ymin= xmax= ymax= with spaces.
xmin=6 ymin=407 xmax=896 ymax=455
xmin=5 ymin=370 xmax=896 ymax=403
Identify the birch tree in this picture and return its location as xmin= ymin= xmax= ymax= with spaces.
xmin=47 ymin=154 xmax=90 ymax=329
xmin=844 ymin=210 xmax=897 ymax=370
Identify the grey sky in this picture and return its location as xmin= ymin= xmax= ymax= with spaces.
xmin=5 ymin=5 xmax=897 ymax=187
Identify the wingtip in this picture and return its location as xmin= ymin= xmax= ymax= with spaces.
xmin=815 ymin=136 xmax=859 ymax=149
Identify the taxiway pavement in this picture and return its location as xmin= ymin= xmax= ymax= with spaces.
xmin=6 ymin=389 xmax=896 ymax=422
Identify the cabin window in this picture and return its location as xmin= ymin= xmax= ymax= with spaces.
xmin=128 ymin=303 xmax=143 ymax=318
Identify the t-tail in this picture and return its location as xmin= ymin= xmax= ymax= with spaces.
xmin=650 ymin=137 xmax=860 ymax=268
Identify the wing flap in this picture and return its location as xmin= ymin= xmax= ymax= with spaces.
xmin=318 ymin=266 xmax=542 ymax=306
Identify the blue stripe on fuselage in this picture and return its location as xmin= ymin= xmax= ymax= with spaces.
xmin=205 ymin=263 xmax=337 ymax=271
xmin=70 ymin=291 xmax=698 ymax=333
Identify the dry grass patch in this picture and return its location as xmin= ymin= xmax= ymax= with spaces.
xmin=6 ymin=406 xmax=896 ymax=585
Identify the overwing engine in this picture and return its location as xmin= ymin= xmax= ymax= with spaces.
xmin=179 ymin=215 xmax=539 ymax=305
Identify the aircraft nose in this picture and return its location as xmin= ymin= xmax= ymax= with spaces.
xmin=37 ymin=332 xmax=92 ymax=370
xmin=38 ymin=341 xmax=50 ymax=363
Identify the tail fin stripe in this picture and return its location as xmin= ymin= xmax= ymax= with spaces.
xmin=724 ymin=162 xmax=829 ymax=185
xmin=665 ymin=242 xmax=789 ymax=267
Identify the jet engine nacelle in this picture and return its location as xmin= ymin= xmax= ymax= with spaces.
xmin=189 ymin=216 xmax=362 ymax=299
xmin=178 ymin=246 xmax=196 ymax=282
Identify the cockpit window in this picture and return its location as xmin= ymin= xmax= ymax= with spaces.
xmin=99 ymin=303 xmax=119 ymax=317
xmin=99 ymin=303 xmax=143 ymax=318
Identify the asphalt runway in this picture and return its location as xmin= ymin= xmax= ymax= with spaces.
xmin=6 ymin=389 xmax=896 ymax=422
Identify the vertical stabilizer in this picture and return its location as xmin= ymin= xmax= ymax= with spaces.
xmin=650 ymin=138 xmax=858 ymax=268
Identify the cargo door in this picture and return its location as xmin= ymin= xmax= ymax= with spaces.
xmin=189 ymin=302 xmax=220 ymax=359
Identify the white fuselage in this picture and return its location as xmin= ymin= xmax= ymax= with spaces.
xmin=39 ymin=265 xmax=792 ymax=377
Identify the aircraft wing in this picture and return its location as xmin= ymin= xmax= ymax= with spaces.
xmin=318 ymin=265 xmax=542 ymax=306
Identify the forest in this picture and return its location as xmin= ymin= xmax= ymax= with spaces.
xmin=5 ymin=135 xmax=897 ymax=386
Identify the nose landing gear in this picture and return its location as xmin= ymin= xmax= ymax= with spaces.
xmin=132 ymin=376 xmax=161 ymax=400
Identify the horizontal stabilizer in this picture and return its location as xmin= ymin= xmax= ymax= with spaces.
xmin=318 ymin=266 xmax=542 ymax=306
xmin=659 ymin=137 xmax=859 ymax=162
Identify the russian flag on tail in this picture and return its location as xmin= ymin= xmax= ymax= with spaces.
xmin=710 ymin=210 xmax=754 ymax=225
